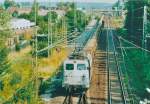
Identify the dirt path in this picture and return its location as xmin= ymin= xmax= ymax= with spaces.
xmin=87 ymin=50 xmax=107 ymax=104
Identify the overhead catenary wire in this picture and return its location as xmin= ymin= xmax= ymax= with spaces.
xmin=131 ymin=7 xmax=144 ymax=12
xmin=37 ymin=29 xmax=92 ymax=55
xmin=119 ymin=36 xmax=150 ymax=53
xmin=110 ymin=27 xmax=127 ymax=104
xmin=107 ymin=18 xmax=112 ymax=104
xmin=117 ymin=35 xmax=135 ymax=103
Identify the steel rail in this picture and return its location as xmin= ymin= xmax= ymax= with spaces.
xmin=78 ymin=92 xmax=88 ymax=104
xmin=110 ymin=29 xmax=127 ymax=104
xmin=63 ymin=88 xmax=73 ymax=104
xmin=107 ymin=17 xmax=127 ymax=104
xmin=107 ymin=18 xmax=112 ymax=104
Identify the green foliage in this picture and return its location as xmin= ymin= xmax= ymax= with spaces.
xmin=76 ymin=10 xmax=87 ymax=32
xmin=4 ymin=0 xmax=15 ymax=9
xmin=124 ymin=49 xmax=150 ymax=97
xmin=0 ymin=10 xmax=11 ymax=77
xmin=37 ymin=36 xmax=49 ymax=57
xmin=117 ymin=28 xmax=127 ymax=37
xmin=38 ymin=20 xmax=48 ymax=34
xmin=18 ymin=4 xmax=58 ymax=34
xmin=57 ymin=2 xmax=64 ymax=9
xmin=15 ymin=43 xmax=21 ymax=51
xmin=124 ymin=0 xmax=147 ymax=45
xmin=18 ymin=13 xmax=30 ymax=20
xmin=57 ymin=2 xmax=76 ymax=10
xmin=4 ymin=81 xmax=35 ymax=104
xmin=0 ymin=10 xmax=11 ymax=45
xmin=30 ymin=0 xmax=39 ymax=22
xmin=112 ymin=1 xmax=119 ymax=9
xmin=0 ymin=48 xmax=10 ymax=76
xmin=12 ymin=10 xmax=18 ymax=17
xmin=65 ymin=9 xmax=87 ymax=32
xmin=122 ymin=1 xmax=150 ymax=97
xmin=0 ymin=80 xmax=4 ymax=91
xmin=39 ymin=80 xmax=49 ymax=94
xmin=9 ymin=73 xmax=22 ymax=86
xmin=44 ymin=11 xmax=58 ymax=23
xmin=65 ymin=10 xmax=75 ymax=31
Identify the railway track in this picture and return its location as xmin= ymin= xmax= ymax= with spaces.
xmin=63 ymin=88 xmax=88 ymax=104
xmin=62 ymin=16 xmax=129 ymax=104
xmin=62 ymin=50 xmax=108 ymax=104
xmin=107 ymin=18 xmax=127 ymax=104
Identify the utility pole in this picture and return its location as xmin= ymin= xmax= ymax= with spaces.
xmin=142 ymin=6 xmax=147 ymax=56
xmin=48 ymin=0 xmax=53 ymax=57
xmin=33 ymin=0 xmax=38 ymax=103
xmin=131 ymin=0 xmax=134 ymax=38
xmin=48 ymin=1 xmax=50 ymax=57
xmin=117 ymin=0 xmax=120 ymax=16
xmin=73 ymin=0 xmax=77 ymax=50
xmin=63 ymin=16 xmax=67 ymax=45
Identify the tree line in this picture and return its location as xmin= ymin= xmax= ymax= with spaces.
xmin=117 ymin=0 xmax=150 ymax=102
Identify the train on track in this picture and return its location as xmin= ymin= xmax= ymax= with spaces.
xmin=62 ymin=16 xmax=104 ymax=90
xmin=62 ymin=52 xmax=92 ymax=89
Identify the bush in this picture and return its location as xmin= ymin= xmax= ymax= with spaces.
xmin=9 ymin=73 xmax=22 ymax=86
xmin=0 ymin=80 xmax=4 ymax=91
xmin=15 ymin=43 xmax=20 ymax=51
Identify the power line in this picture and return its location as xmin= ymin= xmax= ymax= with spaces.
xmin=119 ymin=36 xmax=150 ymax=53
xmin=36 ymin=29 xmax=91 ymax=54
xmin=132 ymin=7 xmax=144 ymax=12
xmin=118 ymin=36 xmax=135 ymax=103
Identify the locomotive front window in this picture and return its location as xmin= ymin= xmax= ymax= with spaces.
xmin=77 ymin=64 xmax=86 ymax=70
xmin=66 ymin=64 xmax=74 ymax=70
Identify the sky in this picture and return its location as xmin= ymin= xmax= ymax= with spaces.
xmin=0 ymin=0 xmax=118 ymax=3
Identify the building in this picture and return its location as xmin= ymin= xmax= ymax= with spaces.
xmin=8 ymin=18 xmax=35 ymax=50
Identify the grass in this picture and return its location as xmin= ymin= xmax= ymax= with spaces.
xmin=38 ymin=47 xmax=70 ymax=79
xmin=1 ymin=44 xmax=71 ymax=102
xmin=0 ymin=46 xmax=33 ymax=102
xmin=111 ymin=16 xmax=124 ymax=29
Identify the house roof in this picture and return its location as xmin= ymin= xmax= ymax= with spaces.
xmin=10 ymin=18 xmax=35 ymax=30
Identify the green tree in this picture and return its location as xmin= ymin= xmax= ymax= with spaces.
xmin=65 ymin=9 xmax=87 ymax=32
xmin=0 ymin=9 xmax=11 ymax=80
xmin=125 ymin=0 xmax=147 ymax=45
xmin=57 ymin=2 xmax=75 ymax=10
xmin=12 ymin=10 xmax=18 ymax=17
xmin=57 ymin=2 xmax=64 ymax=9
xmin=44 ymin=11 xmax=58 ymax=23
xmin=30 ymin=0 xmax=39 ymax=22
xmin=4 ymin=0 xmax=15 ymax=9
xmin=112 ymin=1 xmax=119 ymax=9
